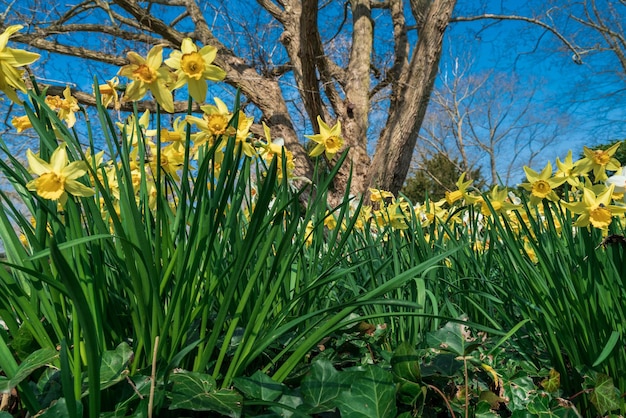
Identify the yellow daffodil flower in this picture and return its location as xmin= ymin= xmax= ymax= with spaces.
xmin=259 ymin=122 xmax=295 ymax=179
xmin=0 ymin=25 xmax=40 ymax=102
xmin=165 ymin=38 xmax=226 ymax=103
xmin=234 ymin=111 xmax=257 ymax=157
xmin=561 ymin=184 xmax=626 ymax=230
xmin=118 ymin=45 xmax=174 ymax=112
xmin=150 ymin=142 xmax=185 ymax=182
xmin=11 ymin=115 xmax=32 ymax=132
xmin=479 ymin=185 xmax=521 ymax=216
xmin=575 ymin=143 xmax=621 ymax=182
xmin=369 ymin=188 xmax=394 ymax=204
xmin=554 ymin=150 xmax=584 ymax=187
xmin=45 ymin=86 xmax=80 ymax=128
xmin=95 ymin=76 xmax=120 ymax=109
xmin=520 ymin=162 xmax=566 ymax=205
xmin=305 ymin=115 xmax=344 ymax=159
xmin=26 ymin=144 xmax=95 ymax=207
xmin=117 ymin=110 xmax=151 ymax=147
xmin=445 ymin=172 xmax=474 ymax=205
xmin=187 ymin=97 xmax=235 ymax=148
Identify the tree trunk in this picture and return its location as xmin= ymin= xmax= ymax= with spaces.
xmin=367 ymin=0 xmax=457 ymax=195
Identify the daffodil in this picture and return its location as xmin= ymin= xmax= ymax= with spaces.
xmin=259 ymin=122 xmax=295 ymax=179
xmin=117 ymin=110 xmax=151 ymax=147
xmin=11 ymin=115 xmax=32 ymax=132
xmin=95 ymin=76 xmax=120 ymax=109
xmin=26 ymin=144 xmax=95 ymax=206
xmin=234 ymin=111 xmax=257 ymax=157
xmin=150 ymin=142 xmax=185 ymax=181
xmin=520 ymin=162 xmax=566 ymax=205
xmin=305 ymin=115 xmax=344 ymax=159
xmin=479 ymin=185 xmax=521 ymax=216
xmin=445 ymin=172 xmax=474 ymax=205
xmin=146 ymin=117 xmax=189 ymax=154
xmin=561 ymin=184 xmax=626 ymax=230
xmin=187 ymin=97 xmax=234 ymax=148
xmin=0 ymin=25 xmax=40 ymax=102
xmin=369 ymin=188 xmax=394 ymax=204
xmin=554 ymin=150 xmax=584 ymax=187
xmin=118 ymin=45 xmax=174 ymax=112
xmin=45 ymin=87 xmax=80 ymax=128
xmin=575 ymin=143 xmax=621 ymax=182
xmin=165 ymin=38 xmax=226 ymax=103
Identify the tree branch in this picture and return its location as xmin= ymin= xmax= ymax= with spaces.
xmin=450 ymin=14 xmax=584 ymax=64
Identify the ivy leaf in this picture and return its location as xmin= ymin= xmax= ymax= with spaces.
xmin=168 ymin=370 xmax=242 ymax=417
xmin=503 ymin=376 xmax=536 ymax=411
xmin=98 ymin=342 xmax=132 ymax=391
xmin=0 ymin=347 xmax=58 ymax=392
xmin=36 ymin=397 xmax=83 ymax=417
xmin=233 ymin=370 xmax=285 ymax=402
xmin=426 ymin=319 xmax=481 ymax=357
xmin=590 ymin=374 xmax=620 ymax=414
xmin=391 ymin=342 xmax=421 ymax=382
xmin=336 ymin=365 xmax=397 ymax=418
xmin=300 ymin=359 xmax=349 ymax=413
xmin=475 ymin=400 xmax=499 ymax=418
xmin=540 ymin=369 xmax=560 ymax=393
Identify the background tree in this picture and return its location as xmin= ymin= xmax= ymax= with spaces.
xmin=416 ymin=57 xmax=567 ymax=185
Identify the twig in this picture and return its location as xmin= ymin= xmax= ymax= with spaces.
xmin=148 ymin=335 xmax=159 ymax=418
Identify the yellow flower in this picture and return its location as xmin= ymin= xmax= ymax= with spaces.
xmin=187 ymin=97 xmax=234 ymax=148
xmin=561 ymin=184 xmax=626 ymax=230
xmin=445 ymin=172 xmax=474 ymax=205
xmin=25 ymin=144 xmax=95 ymax=207
xmin=369 ymin=188 xmax=394 ymax=204
xmin=118 ymin=45 xmax=174 ymax=112
xmin=148 ymin=142 xmax=185 ymax=182
xmin=95 ymin=76 xmax=120 ymax=109
xmin=58 ymin=86 xmax=80 ymax=128
xmin=575 ymin=143 xmax=621 ymax=182
xmin=520 ymin=162 xmax=565 ymax=205
xmin=323 ymin=211 xmax=337 ymax=230
xmin=165 ymin=38 xmax=226 ymax=103
xmin=117 ymin=110 xmax=151 ymax=147
xmin=45 ymin=86 xmax=80 ymax=127
xmin=554 ymin=150 xmax=584 ymax=187
xmin=11 ymin=115 xmax=32 ymax=132
xmin=305 ymin=115 xmax=343 ymax=159
xmin=479 ymin=185 xmax=521 ymax=217
xmin=234 ymin=111 xmax=257 ymax=157
xmin=0 ymin=25 xmax=40 ymax=102
xmin=259 ymin=122 xmax=295 ymax=179
xmin=146 ymin=117 xmax=188 ymax=154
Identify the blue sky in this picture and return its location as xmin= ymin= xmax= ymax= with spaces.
xmin=2 ymin=0 xmax=625 ymax=184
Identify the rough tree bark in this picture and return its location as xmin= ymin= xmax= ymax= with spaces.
xmin=367 ymin=0 xmax=456 ymax=193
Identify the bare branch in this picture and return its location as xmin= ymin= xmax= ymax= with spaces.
xmin=10 ymin=34 xmax=127 ymax=66
xmin=450 ymin=13 xmax=584 ymax=64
